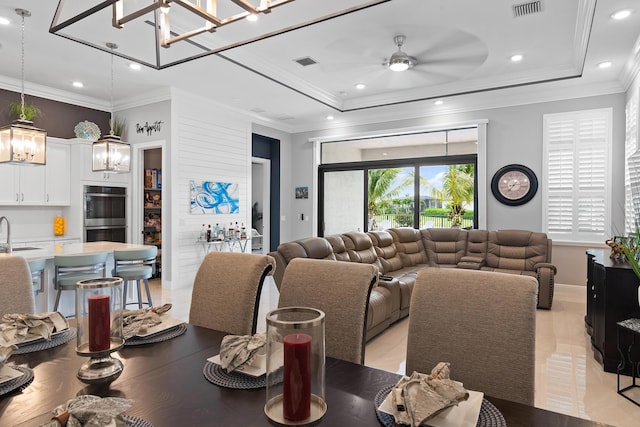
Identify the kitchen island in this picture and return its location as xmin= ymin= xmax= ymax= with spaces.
xmin=1 ymin=241 xmax=152 ymax=314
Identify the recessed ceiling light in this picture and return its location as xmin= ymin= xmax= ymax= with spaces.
xmin=326 ymin=115 xmax=334 ymax=120
xmin=434 ymin=99 xmax=444 ymax=105
xmin=355 ymin=83 xmax=366 ymax=90
xmin=598 ymin=61 xmax=612 ymax=69
xmin=72 ymin=81 xmax=84 ymax=88
xmin=510 ymin=54 xmax=523 ymax=62
xmin=129 ymin=63 xmax=141 ymax=70
xmin=0 ymin=17 xmax=10 ymax=25
xmin=611 ymin=9 xmax=632 ymax=20
xmin=246 ymin=14 xmax=258 ymax=22
xmin=382 ymin=152 xmax=388 ymax=156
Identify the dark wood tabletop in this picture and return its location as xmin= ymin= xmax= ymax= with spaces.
xmin=3 ymin=324 xmax=610 ymax=426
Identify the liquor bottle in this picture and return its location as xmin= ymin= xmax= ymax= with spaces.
xmin=206 ymin=224 xmax=212 ymax=242
xmin=200 ymin=224 xmax=206 ymax=241
xmin=214 ymin=223 xmax=220 ymax=241
xmin=235 ymin=221 xmax=240 ymax=239
xmin=218 ymin=224 xmax=225 ymax=241
xmin=228 ymin=222 xmax=234 ymax=240
xmin=240 ymin=222 xmax=247 ymax=239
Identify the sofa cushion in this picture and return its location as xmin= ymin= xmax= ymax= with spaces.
xmin=298 ymin=237 xmax=336 ymax=261
xmin=420 ymin=228 xmax=467 ymax=267
xmin=486 ymin=230 xmax=549 ymax=271
xmin=277 ymin=241 xmax=309 ymax=264
xmin=388 ymin=227 xmax=427 ymax=266
xmin=342 ymin=231 xmax=383 ymax=271
xmin=326 ymin=235 xmax=350 ymax=262
xmin=466 ymin=230 xmax=489 ymax=259
xmin=368 ymin=230 xmax=404 ymax=273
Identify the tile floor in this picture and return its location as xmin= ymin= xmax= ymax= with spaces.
xmin=149 ymin=279 xmax=640 ymax=427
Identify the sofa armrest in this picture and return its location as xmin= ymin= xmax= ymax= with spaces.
xmin=534 ymin=262 xmax=557 ymax=275
xmin=458 ymin=256 xmax=485 ymax=270
xmin=535 ymin=263 xmax=556 ymax=309
xmin=268 ymin=251 xmax=287 ymax=291
xmin=376 ymin=276 xmax=401 ymax=323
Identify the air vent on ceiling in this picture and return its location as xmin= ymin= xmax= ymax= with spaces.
xmin=513 ymin=1 xmax=542 ymax=17
xmin=294 ymin=57 xmax=318 ymax=67
xmin=274 ymin=114 xmax=295 ymax=121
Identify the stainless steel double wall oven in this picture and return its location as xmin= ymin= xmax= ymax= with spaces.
xmin=84 ymin=185 xmax=127 ymax=242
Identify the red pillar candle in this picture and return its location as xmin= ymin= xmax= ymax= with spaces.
xmin=283 ymin=333 xmax=312 ymax=421
xmin=88 ymin=294 xmax=111 ymax=352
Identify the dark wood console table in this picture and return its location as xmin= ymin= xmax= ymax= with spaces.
xmin=586 ymin=249 xmax=640 ymax=373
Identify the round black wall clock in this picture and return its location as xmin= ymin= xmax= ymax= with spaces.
xmin=491 ymin=164 xmax=538 ymax=206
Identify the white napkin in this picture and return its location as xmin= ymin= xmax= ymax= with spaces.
xmin=120 ymin=303 xmax=172 ymax=339
xmin=388 ymin=363 xmax=469 ymax=427
xmin=38 ymin=395 xmax=134 ymax=427
xmin=0 ymin=312 xmax=68 ymax=346
xmin=219 ymin=333 xmax=266 ymax=373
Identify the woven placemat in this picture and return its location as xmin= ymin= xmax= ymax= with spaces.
xmin=374 ymin=384 xmax=506 ymax=427
xmin=203 ymin=361 xmax=266 ymax=389
xmin=14 ymin=328 xmax=76 ymax=355
xmin=0 ymin=366 xmax=34 ymax=396
xmin=124 ymin=323 xmax=187 ymax=346
xmin=123 ymin=415 xmax=154 ymax=427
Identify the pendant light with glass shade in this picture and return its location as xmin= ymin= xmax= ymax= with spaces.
xmin=0 ymin=9 xmax=47 ymax=165
xmin=92 ymin=42 xmax=130 ymax=174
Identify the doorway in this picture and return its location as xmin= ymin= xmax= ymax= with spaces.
xmin=252 ymin=133 xmax=280 ymax=251
xmin=251 ymin=159 xmax=270 ymax=254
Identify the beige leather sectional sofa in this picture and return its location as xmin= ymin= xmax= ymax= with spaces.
xmin=269 ymin=227 xmax=556 ymax=341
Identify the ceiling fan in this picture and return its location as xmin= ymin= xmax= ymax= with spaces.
xmin=383 ymin=35 xmax=417 ymax=72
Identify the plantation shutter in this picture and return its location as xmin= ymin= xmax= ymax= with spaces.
xmin=542 ymin=109 xmax=611 ymax=242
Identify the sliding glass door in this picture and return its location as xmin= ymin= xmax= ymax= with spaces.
xmin=321 ymin=170 xmax=365 ymax=235
xmin=319 ymin=157 xmax=477 ymax=235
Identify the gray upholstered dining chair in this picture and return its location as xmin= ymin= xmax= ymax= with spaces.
xmin=406 ymin=268 xmax=538 ymax=406
xmin=189 ymin=252 xmax=276 ymax=335
xmin=278 ymin=258 xmax=378 ymax=365
xmin=0 ymin=256 xmax=36 ymax=316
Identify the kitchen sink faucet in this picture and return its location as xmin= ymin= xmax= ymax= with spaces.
xmin=0 ymin=216 xmax=12 ymax=254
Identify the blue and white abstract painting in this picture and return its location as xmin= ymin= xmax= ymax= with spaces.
xmin=190 ymin=181 xmax=239 ymax=214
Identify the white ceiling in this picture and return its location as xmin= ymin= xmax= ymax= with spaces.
xmin=0 ymin=0 xmax=639 ymax=133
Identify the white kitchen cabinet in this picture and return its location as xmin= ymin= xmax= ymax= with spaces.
xmin=0 ymin=138 xmax=70 ymax=206
xmin=45 ymin=141 xmax=71 ymax=205
xmin=78 ymin=143 xmax=130 ymax=184
xmin=0 ymin=163 xmax=45 ymax=205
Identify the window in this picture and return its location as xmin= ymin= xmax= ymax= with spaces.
xmin=542 ymin=108 xmax=612 ymax=242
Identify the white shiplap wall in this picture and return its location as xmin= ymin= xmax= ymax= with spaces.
xmin=169 ymin=90 xmax=252 ymax=289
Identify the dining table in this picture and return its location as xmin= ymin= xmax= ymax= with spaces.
xmin=1 ymin=323 xmax=611 ymax=427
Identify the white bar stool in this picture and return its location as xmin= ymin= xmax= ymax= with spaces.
xmin=114 ymin=246 xmax=158 ymax=309
xmin=27 ymin=258 xmax=46 ymax=295
xmin=53 ymin=252 xmax=109 ymax=314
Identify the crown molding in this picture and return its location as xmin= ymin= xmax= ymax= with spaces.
xmin=620 ymin=36 xmax=640 ymax=91
xmin=573 ymin=0 xmax=597 ymax=70
xmin=115 ymin=87 xmax=172 ymax=111
xmin=290 ymin=79 xmax=626 ymax=133
xmin=0 ymin=76 xmax=109 ymax=111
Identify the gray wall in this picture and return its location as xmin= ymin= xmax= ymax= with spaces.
xmin=285 ymin=93 xmax=626 ymax=285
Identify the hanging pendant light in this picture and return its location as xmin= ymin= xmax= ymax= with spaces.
xmin=0 ymin=9 xmax=47 ymax=166
xmin=92 ymin=42 xmax=130 ymax=174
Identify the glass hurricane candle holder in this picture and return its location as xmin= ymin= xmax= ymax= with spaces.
xmin=75 ymin=277 xmax=124 ymax=385
xmin=265 ymin=307 xmax=326 ymax=425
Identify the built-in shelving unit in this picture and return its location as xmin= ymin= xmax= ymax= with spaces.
xmin=143 ymin=149 xmax=162 ymax=277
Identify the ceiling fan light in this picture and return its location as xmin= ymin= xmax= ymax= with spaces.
xmin=389 ymin=51 xmax=410 ymax=71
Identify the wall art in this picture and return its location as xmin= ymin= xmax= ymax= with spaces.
xmin=295 ymin=186 xmax=309 ymax=199
xmin=190 ymin=180 xmax=239 ymax=214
